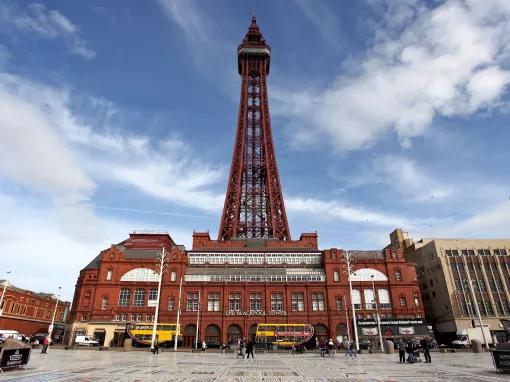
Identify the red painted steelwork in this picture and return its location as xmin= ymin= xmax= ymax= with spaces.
xmin=219 ymin=17 xmax=290 ymax=242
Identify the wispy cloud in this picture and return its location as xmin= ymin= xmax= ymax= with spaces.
xmin=0 ymin=2 xmax=95 ymax=59
xmin=293 ymin=0 xmax=343 ymax=49
xmin=274 ymin=0 xmax=510 ymax=150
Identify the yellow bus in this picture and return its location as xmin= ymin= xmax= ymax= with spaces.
xmin=255 ymin=323 xmax=314 ymax=349
xmin=126 ymin=322 xmax=181 ymax=347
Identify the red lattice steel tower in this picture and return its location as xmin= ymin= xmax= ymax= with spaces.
xmin=218 ymin=17 xmax=291 ymax=242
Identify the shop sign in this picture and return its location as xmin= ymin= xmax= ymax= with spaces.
xmin=0 ymin=348 xmax=31 ymax=369
xmin=361 ymin=327 xmax=378 ymax=336
xmin=357 ymin=318 xmax=424 ymax=326
xmin=492 ymin=351 xmax=510 ymax=371
xmin=225 ymin=310 xmax=287 ymax=317
xmin=398 ymin=327 xmax=415 ymax=335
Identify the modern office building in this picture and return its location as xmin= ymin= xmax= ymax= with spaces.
xmin=390 ymin=228 xmax=510 ymax=343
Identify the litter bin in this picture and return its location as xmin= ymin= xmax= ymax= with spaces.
xmin=123 ymin=338 xmax=132 ymax=352
xmin=471 ymin=339 xmax=483 ymax=353
xmin=384 ymin=340 xmax=394 ymax=354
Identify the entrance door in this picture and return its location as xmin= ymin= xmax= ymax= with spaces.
xmin=227 ymin=324 xmax=243 ymax=344
xmin=93 ymin=330 xmax=106 ymax=346
xmin=183 ymin=324 xmax=197 ymax=348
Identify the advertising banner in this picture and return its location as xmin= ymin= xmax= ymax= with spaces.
xmin=0 ymin=348 xmax=31 ymax=369
xmin=398 ymin=327 xmax=415 ymax=335
xmin=361 ymin=327 xmax=378 ymax=336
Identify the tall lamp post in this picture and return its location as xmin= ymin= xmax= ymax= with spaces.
xmin=174 ymin=276 xmax=183 ymax=352
xmin=48 ymin=286 xmax=62 ymax=349
xmin=343 ymin=295 xmax=351 ymax=342
xmin=370 ymin=274 xmax=384 ymax=351
xmin=0 ymin=270 xmax=12 ymax=316
xmin=151 ymin=246 xmax=168 ymax=352
xmin=195 ymin=290 xmax=201 ymax=350
xmin=463 ymin=278 xmax=489 ymax=349
xmin=343 ymin=251 xmax=359 ymax=351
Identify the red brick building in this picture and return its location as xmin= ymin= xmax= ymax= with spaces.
xmin=67 ymin=230 xmax=425 ymax=347
xmin=67 ymin=17 xmax=426 ymax=348
xmin=0 ymin=280 xmax=70 ymax=341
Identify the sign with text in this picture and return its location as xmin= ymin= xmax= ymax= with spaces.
xmin=398 ymin=327 xmax=415 ymax=335
xmin=357 ymin=318 xmax=425 ymax=327
xmin=492 ymin=351 xmax=510 ymax=371
xmin=225 ymin=310 xmax=287 ymax=317
xmin=0 ymin=348 xmax=31 ymax=369
xmin=361 ymin=327 xmax=378 ymax=336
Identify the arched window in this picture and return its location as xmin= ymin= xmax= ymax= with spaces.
xmin=395 ymin=269 xmax=402 ymax=281
xmin=120 ymin=268 xmax=159 ymax=282
xmin=350 ymin=268 xmax=388 ymax=282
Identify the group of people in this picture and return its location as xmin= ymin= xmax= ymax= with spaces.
xmin=396 ymin=337 xmax=432 ymax=364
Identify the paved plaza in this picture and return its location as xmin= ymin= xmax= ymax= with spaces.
xmin=0 ymin=349 xmax=507 ymax=382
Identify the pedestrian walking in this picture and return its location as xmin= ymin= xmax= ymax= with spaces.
xmin=40 ymin=336 xmax=50 ymax=354
xmin=319 ymin=339 xmax=326 ymax=357
xmin=152 ymin=337 xmax=159 ymax=354
xmin=349 ymin=341 xmax=357 ymax=358
xmin=202 ymin=340 xmax=207 ymax=352
xmin=396 ymin=338 xmax=406 ymax=364
xmin=245 ymin=339 xmax=254 ymax=359
xmin=421 ymin=337 xmax=431 ymax=363
xmin=342 ymin=338 xmax=350 ymax=357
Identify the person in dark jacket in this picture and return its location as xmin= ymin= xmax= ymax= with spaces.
xmin=421 ymin=337 xmax=431 ymax=363
xmin=245 ymin=339 xmax=254 ymax=359
xmin=396 ymin=339 xmax=406 ymax=364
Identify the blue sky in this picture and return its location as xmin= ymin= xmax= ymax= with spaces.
xmin=0 ymin=0 xmax=509 ymax=300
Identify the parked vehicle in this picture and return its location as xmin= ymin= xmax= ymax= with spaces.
xmin=0 ymin=330 xmax=22 ymax=341
xmin=452 ymin=326 xmax=493 ymax=348
xmin=75 ymin=335 xmax=99 ymax=346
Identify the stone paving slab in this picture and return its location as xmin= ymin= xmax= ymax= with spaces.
xmin=0 ymin=349 xmax=507 ymax=382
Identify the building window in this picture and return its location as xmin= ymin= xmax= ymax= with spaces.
xmin=106 ymin=270 xmax=113 ymax=281
xmin=101 ymin=297 xmax=108 ymax=310
xmin=118 ymin=288 xmax=131 ymax=307
xmin=148 ymin=288 xmax=158 ymax=302
xmin=170 ymin=271 xmax=177 ymax=282
xmin=413 ymin=292 xmax=420 ymax=306
xmin=168 ymin=297 xmax=174 ymax=311
xmin=114 ymin=314 xmax=120 ymax=321
xmin=333 ymin=271 xmax=339 ymax=282
xmin=208 ymin=293 xmax=220 ymax=311
xmin=229 ymin=293 xmax=241 ymax=311
xmin=121 ymin=313 xmax=128 ymax=321
xmin=291 ymin=293 xmax=304 ymax=311
xmin=336 ymin=297 xmax=343 ymax=310
xmin=352 ymin=289 xmax=361 ymax=309
xmin=186 ymin=292 xmax=200 ymax=311
xmin=395 ymin=270 xmax=402 ymax=281
xmin=137 ymin=314 xmax=143 ymax=322
xmin=271 ymin=293 xmax=284 ymax=311
xmin=378 ymin=289 xmax=391 ymax=309
xmin=249 ymin=293 xmax=263 ymax=311
xmin=400 ymin=297 xmax=407 ymax=306
xmin=146 ymin=314 xmax=153 ymax=322
xmin=364 ymin=289 xmax=375 ymax=310
xmin=311 ymin=292 xmax=325 ymax=311
xmin=133 ymin=289 xmax=146 ymax=307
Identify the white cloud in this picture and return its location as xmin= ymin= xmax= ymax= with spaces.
xmin=274 ymin=0 xmax=510 ymax=150
xmin=0 ymin=2 xmax=95 ymax=59
xmin=286 ymin=196 xmax=411 ymax=227
xmin=157 ymin=0 xmax=212 ymax=43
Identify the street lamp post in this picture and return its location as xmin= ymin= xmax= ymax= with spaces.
xmin=343 ymin=294 xmax=350 ymax=342
xmin=371 ymin=274 xmax=384 ymax=351
xmin=463 ymin=278 xmax=489 ymax=349
xmin=151 ymin=247 xmax=168 ymax=351
xmin=48 ymin=286 xmax=62 ymax=349
xmin=174 ymin=276 xmax=183 ymax=352
xmin=343 ymin=251 xmax=359 ymax=351
xmin=0 ymin=270 xmax=12 ymax=316
xmin=195 ymin=290 xmax=201 ymax=350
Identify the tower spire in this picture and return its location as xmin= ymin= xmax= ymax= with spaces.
xmin=218 ymin=17 xmax=291 ymax=241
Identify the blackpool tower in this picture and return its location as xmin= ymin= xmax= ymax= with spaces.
xmin=218 ymin=17 xmax=290 ymax=242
